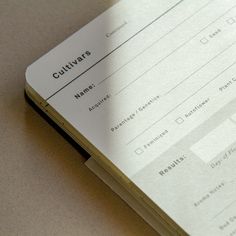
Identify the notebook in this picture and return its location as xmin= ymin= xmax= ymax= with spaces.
xmin=25 ymin=0 xmax=236 ymax=234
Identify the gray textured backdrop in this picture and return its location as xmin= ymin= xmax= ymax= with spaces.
xmin=0 ymin=1 xmax=158 ymax=235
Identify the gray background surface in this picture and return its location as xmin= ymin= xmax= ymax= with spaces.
xmin=0 ymin=1 xmax=158 ymax=235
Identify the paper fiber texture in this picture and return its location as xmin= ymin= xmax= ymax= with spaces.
xmin=26 ymin=0 xmax=236 ymax=235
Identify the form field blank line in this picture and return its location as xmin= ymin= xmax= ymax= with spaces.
xmin=164 ymin=40 xmax=236 ymax=95
xmin=46 ymin=0 xmax=184 ymax=101
xmin=115 ymin=5 xmax=236 ymax=96
xmin=212 ymin=199 xmax=236 ymax=220
xmin=126 ymin=60 xmax=236 ymax=145
xmin=98 ymin=0 xmax=214 ymax=85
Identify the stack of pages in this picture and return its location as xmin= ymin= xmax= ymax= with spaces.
xmin=25 ymin=0 xmax=236 ymax=235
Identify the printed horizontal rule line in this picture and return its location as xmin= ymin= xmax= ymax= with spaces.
xmin=115 ymin=3 xmax=235 ymax=96
xmin=45 ymin=0 xmax=184 ymax=101
xmin=126 ymin=58 xmax=236 ymax=145
xmin=99 ymin=0 xmax=214 ymax=87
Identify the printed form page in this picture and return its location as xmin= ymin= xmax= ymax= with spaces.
xmin=26 ymin=0 xmax=236 ymax=235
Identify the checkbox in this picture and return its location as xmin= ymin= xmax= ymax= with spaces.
xmin=200 ymin=38 xmax=208 ymax=44
xmin=175 ymin=117 xmax=184 ymax=124
xmin=135 ymin=148 xmax=144 ymax=155
xmin=227 ymin=18 xmax=236 ymax=25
